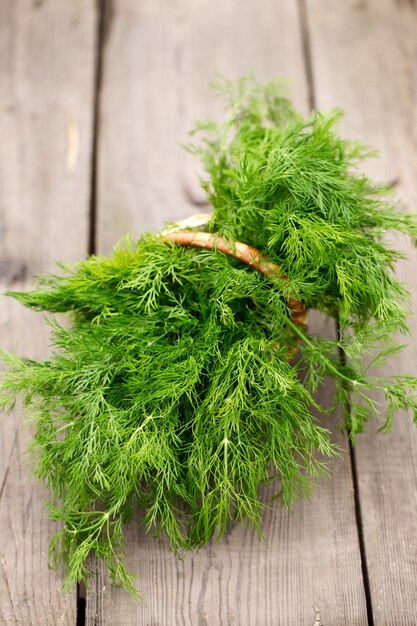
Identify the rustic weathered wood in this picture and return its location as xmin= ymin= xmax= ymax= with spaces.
xmin=95 ymin=0 xmax=310 ymax=256
xmin=307 ymin=0 xmax=417 ymax=622
xmin=0 ymin=1 xmax=97 ymax=623
xmin=87 ymin=1 xmax=368 ymax=622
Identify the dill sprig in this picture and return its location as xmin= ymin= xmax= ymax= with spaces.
xmin=1 ymin=76 xmax=417 ymax=600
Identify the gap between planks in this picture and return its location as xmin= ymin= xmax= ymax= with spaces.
xmin=296 ymin=0 xmax=374 ymax=623
xmin=77 ymin=0 xmax=110 ymax=624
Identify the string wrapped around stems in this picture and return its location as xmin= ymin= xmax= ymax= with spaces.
xmin=162 ymin=229 xmax=307 ymax=327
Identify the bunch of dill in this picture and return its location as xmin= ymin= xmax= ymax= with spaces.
xmin=1 ymin=77 xmax=417 ymax=600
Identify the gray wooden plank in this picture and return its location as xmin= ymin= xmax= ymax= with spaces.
xmin=307 ymin=0 xmax=417 ymax=623
xmin=87 ymin=0 xmax=368 ymax=623
xmin=95 ymin=0 xmax=310 ymax=256
xmin=0 ymin=0 xmax=97 ymax=623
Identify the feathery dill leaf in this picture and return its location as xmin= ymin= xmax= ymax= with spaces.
xmin=1 ymin=76 xmax=417 ymax=600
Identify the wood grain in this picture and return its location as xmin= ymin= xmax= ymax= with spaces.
xmin=0 ymin=0 xmax=96 ymax=623
xmin=307 ymin=0 xmax=417 ymax=622
xmin=87 ymin=1 xmax=367 ymax=622
xmin=95 ymin=0 xmax=310 ymax=255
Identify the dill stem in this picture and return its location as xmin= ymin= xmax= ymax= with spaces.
xmin=223 ymin=435 xmax=229 ymax=481
xmin=285 ymin=317 xmax=360 ymax=387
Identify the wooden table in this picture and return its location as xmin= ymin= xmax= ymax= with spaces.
xmin=1 ymin=1 xmax=417 ymax=624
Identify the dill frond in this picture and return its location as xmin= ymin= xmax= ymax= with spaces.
xmin=2 ymin=76 xmax=417 ymax=600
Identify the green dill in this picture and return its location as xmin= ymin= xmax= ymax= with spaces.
xmin=1 ymin=76 xmax=417 ymax=600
